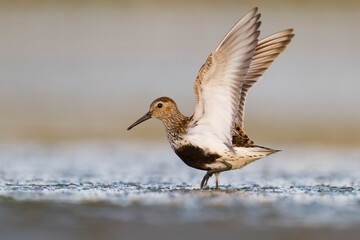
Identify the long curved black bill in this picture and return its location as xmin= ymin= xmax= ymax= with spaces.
xmin=127 ymin=111 xmax=152 ymax=130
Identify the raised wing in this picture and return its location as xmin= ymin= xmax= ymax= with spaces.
xmin=235 ymin=29 xmax=294 ymax=128
xmin=187 ymin=8 xmax=261 ymax=147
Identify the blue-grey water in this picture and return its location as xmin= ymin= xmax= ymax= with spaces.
xmin=1 ymin=142 xmax=359 ymax=239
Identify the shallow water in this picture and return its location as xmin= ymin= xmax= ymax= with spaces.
xmin=0 ymin=142 xmax=359 ymax=239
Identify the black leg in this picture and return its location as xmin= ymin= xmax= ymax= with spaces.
xmin=200 ymin=163 xmax=230 ymax=189
xmin=200 ymin=171 xmax=213 ymax=189
xmin=215 ymin=172 xmax=220 ymax=189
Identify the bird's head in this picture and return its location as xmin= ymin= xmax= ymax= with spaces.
xmin=127 ymin=97 xmax=178 ymax=130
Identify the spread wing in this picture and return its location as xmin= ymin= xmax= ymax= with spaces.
xmin=187 ymin=8 xmax=261 ymax=147
xmin=236 ymin=29 xmax=295 ymax=128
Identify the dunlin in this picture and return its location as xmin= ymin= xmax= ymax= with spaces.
xmin=127 ymin=8 xmax=294 ymax=189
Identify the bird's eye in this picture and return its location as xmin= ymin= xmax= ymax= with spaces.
xmin=157 ymin=103 xmax=163 ymax=108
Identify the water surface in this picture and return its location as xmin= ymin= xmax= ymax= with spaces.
xmin=0 ymin=142 xmax=359 ymax=239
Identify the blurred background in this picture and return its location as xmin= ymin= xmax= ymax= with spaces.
xmin=1 ymin=0 xmax=359 ymax=146
xmin=1 ymin=1 xmax=360 ymax=240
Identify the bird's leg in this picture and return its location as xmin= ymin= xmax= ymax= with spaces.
xmin=215 ymin=172 xmax=220 ymax=189
xmin=200 ymin=171 xmax=213 ymax=189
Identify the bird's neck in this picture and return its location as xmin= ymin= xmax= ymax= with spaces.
xmin=161 ymin=110 xmax=190 ymax=145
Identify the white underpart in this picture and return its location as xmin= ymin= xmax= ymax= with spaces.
xmin=204 ymin=146 xmax=275 ymax=170
xmin=177 ymin=134 xmax=276 ymax=171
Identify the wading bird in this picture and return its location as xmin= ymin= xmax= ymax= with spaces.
xmin=127 ymin=7 xmax=294 ymax=189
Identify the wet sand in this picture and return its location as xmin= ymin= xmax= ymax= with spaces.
xmin=0 ymin=142 xmax=359 ymax=240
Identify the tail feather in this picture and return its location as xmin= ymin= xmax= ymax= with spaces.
xmin=252 ymin=145 xmax=281 ymax=154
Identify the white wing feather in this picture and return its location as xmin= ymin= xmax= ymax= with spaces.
xmin=236 ymin=29 xmax=294 ymax=128
xmin=187 ymin=8 xmax=261 ymax=150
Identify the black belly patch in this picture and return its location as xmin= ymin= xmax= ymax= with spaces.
xmin=174 ymin=144 xmax=221 ymax=170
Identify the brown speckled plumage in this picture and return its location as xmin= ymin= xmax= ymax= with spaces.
xmin=232 ymin=124 xmax=254 ymax=147
xmin=163 ymin=114 xmax=190 ymax=148
xmin=127 ymin=8 xmax=293 ymax=189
